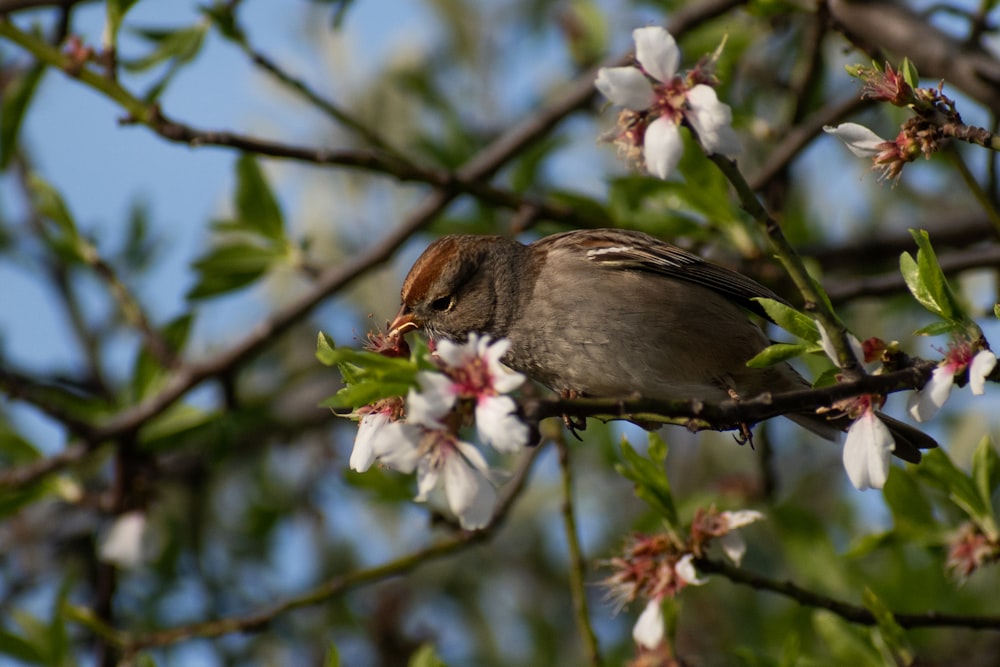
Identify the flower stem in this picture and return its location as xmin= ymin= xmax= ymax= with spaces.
xmin=945 ymin=147 xmax=1000 ymax=239
xmin=557 ymin=436 xmax=603 ymax=667
xmin=709 ymin=155 xmax=864 ymax=376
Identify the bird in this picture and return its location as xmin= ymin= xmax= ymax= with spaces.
xmin=388 ymin=228 xmax=937 ymax=462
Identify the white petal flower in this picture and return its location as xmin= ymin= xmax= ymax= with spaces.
xmin=352 ymin=412 xmax=395 ymax=472
xmin=632 ymin=599 xmax=665 ymax=649
xmin=476 ymin=395 xmax=528 ymax=453
xmin=675 ymin=553 xmax=707 ymax=585
xmin=685 ymin=85 xmax=740 ymax=158
xmin=816 ymin=321 xmax=865 ymax=369
xmin=406 ymin=371 xmax=456 ymax=427
xmin=907 ymin=365 xmax=954 ymax=422
xmin=371 ymin=422 xmax=423 ymax=473
xmin=99 ymin=511 xmax=149 ymax=568
xmin=823 ymin=123 xmax=888 ymax=158
xmin=633 ymin=26 xmax=679 ymax=83
xmin=969 ymin=350 xmax=997 ymax=395
xmin=843 ymin=410 xmax=894 ymax=491
xmin=720 ymin=509 xmax=765 ymax=529
xmin=443 ymin=451 xmax=496 ymax=529
xmin=718 ymin=532 xmax=747 ymax=566
xmin=643 ymin=116 xmax=684 ymax=180
xmin=595 ymin=67 xmax=655 ymax=110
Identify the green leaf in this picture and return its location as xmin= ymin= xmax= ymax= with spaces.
xmin=916 ymin=449 xmax=997 ymax=537
xmin=27 ymin=174 xmax=81 ymax=255
xmin=124 ymin=24 xmax=208 ymax=72
xmin=408 ymin=644 xmax=448 ymax=667
xmin=972 ymin=436 xmax=999 ymax=522
xmin=315 ymin=332 xmax=420 ymax=409
xmin=862 ymin=588 xmax=914 ymax=666
xmin=912 ymin=320 xmax=957 ymax=337
xmin=131 ymin=314 xmax=193 ymax=400
xmin=105 ymin=0 xmax=142 ymax=48
xmin=614 ymin=435 xmax=679 ymax=529
xmin=0 ymin=629 xmax=44 ymax=663
xmin=882 ymin=466 xmax=937 ymax=537
xmin=323 ymin=642 xmax=341 ymax=667
xmin=187 ymin=242 xmax=285 ymax=299
xmin=746 ymin=342 xmax=811 ymax=368
xmin=0 ymin=64 xmax=44 ymax=169
xmin=900 ymin=57 xmax=919 ymax=91
xmin=751 ymin=298 xmax=819 ymax=341
xmin=234 ymin=154 xmax=286 ymax=241
xmin=812 ymin=610 xmax=882 ymax=666
xmin=900 ymin=230 xmax=967 ymax=324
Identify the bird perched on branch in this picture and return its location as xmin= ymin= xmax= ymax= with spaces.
xmin=389 ymin=228 xmax=936 ymax=462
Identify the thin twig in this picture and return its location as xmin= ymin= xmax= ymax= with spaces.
xmin=556 ymin=436 xmax=602 ymax=667
xmin=695 ymin=556 xmax=1000 ymax=630
xmin=110 ymin=445 xmax=546 ymax=653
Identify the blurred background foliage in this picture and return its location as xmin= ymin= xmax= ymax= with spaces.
xmin=1 ymin=0 xmax=1000 ymax=665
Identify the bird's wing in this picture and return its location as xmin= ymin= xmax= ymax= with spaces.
xmin=535 ymin=229 xmax=789 ymax=320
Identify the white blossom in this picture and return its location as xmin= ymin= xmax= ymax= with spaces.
xmin=823 ymin=123 xmax=889 ymax=158
xmin=717 ymin=510 xmax=765 ymax=565
xmin=98 ymin=511 xmax=150 ymax=568
xmin=675 ymin=553 xmax=707 ymax=586
xmin=595 ymin=26 xmax=740 ymax=180
xmin=632 ymin=599 xmax=665 ymax=649
xmin=843 ymin=410 xmax=894 ymax=491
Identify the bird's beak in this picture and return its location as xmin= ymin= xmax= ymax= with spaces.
xmin=388 ymin=306 xmax=420 ymax=337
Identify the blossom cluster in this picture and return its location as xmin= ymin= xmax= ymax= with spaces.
xmin=603 ymin=508 xmax=763 ymax=651
xmin=350 ymin=334 xmax=529 ymax=529
xmin=594 ymin=26 xmax=740 ymax=180
xmin=817 ymin=324 xmax=996 ymax=492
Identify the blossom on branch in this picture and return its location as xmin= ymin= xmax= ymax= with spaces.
xmin=595 ymin=26 xmax=740 ymax=180
xmin=908 ymin=340 xmax=996 ymax=422
xmin=347 ymin=334 xmax=529 ymax=529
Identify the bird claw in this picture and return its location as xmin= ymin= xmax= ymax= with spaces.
xmin=560 ymin=389 xmax=587 ymax=440
xmin=733 ymin=422 xmax=755 ymax=449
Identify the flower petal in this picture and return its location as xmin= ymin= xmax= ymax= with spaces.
xmin=675 ymin=553 xmax=707 ymax=585
xmin=476 ymin=395 xmax=529 ymax=453
xmin=443 ymin=453 xmax=496 ymax=529
xmin=907 ymin=365 xmax=954 ymax=422
xmin=643 ymin=117 xmax=683 ymax=180
xmin=721 ymin=510 xmax=765 ymax=529
xmin=816 ymin=321 xmax=864 ymax=369
xmin=595 ymin=66 xmax=655 ymax=110
xmin=372 ymin=422 xmax=422 ymax=473
xmin=718 ymin=532 xmax=747 ymax=566
xmin=351 ymin=412 xmax=388 ymax=472
xmin=969 ymin=350 xmax=997 ymax=395
xmin=435 ymin=335 xmax=474 ymax=368
xmin=99 ymin=511 xmax=148 ymax=568
xmin=843 ymin=410 xmax=893 ymax=491
xmin=633 ymin=26 xmax=679 ymax=83
xmin=823 ymin=122 xmax=888 ymax=158
xmin=685 ymin=85 xmax=740 ymax=157
xmin=632 ymin=599 xmax=665 ymax=649
xmin=407 ymin=372 xmax=456 ymax=426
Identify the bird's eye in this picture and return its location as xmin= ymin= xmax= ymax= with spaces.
xmin=430 ymin=295 xmax=454 ymax=312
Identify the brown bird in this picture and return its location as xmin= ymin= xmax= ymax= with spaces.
xmin=389 ymin=228 xmax=936 ymax=462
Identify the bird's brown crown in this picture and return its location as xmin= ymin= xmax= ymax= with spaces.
xmin=400 ymin=236 xmax=465 ymax=306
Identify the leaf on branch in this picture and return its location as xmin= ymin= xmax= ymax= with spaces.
xmin=916 ymin=448 xmax=999 ymax=540
xmin=131 ymin=315 xmax=193 ymax=400
xmin=27 ymin=174 xmax=85 ymax=262
xmin=745 ymin=342 xmax=812 ymax=368
xmin=0 ymin=64 xmax=45 ymax=169
xmin=614 ymin=434 xmax=680 ymax=530
xmin=900 ymin=229 xmax=969 ymax=330
xmin=187 ymin=155 xmax=291 ymax=300
xmin=315 ymin=332 xmax=420 ymax=410
xmin=105 ymin=0 xmax=142 ymax=50
xmin=862 ymin=588 xmax=915 ymax=667
xmin=752 ymin=297 xmax=819 ymax=342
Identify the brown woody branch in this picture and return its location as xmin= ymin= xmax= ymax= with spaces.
xmin=696 ymin=556 xmax=1000 ymax=630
